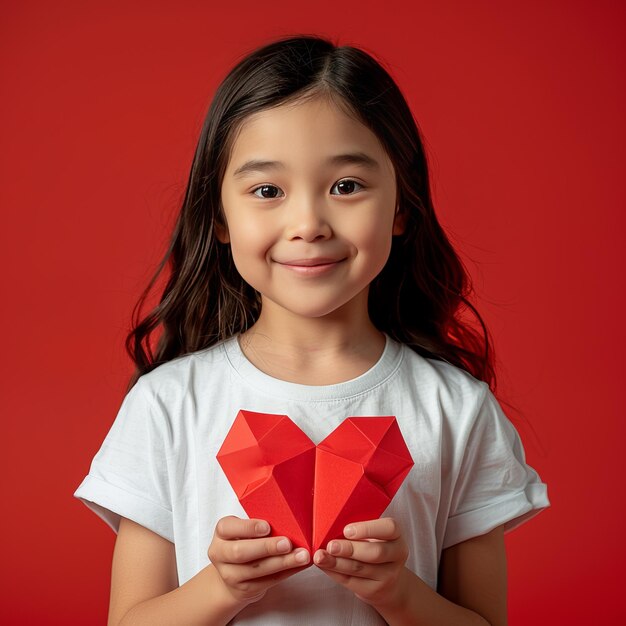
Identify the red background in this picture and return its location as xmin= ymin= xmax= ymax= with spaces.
xmin=1 ymin=0 xmax=624 ymax=623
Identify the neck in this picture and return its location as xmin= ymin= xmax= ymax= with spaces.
xmin=238 ymin=299 xmax=385 ymax=385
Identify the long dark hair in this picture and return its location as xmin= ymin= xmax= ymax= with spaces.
xmin=125 ymin=34 xmax=496 ymax=391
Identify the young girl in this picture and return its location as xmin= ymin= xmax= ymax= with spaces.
xmin=74 ymin=35 xmax=549 ymax=625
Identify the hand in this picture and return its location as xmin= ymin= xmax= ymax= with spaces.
xmin=208 ymin=515 xmax=310 ymax=605
xmin=313 ymin=517 xmax=410 ymax=611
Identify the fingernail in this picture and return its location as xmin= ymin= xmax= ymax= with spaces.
xmin=276 ymin=538 xmax=290 ymax=553
xmin=295 ymin=549 xmax=310 ymax=564
xmin=344 ymin=525 xmax=356 ymax=538
xmin=328 ymin=541 xmax=340 ymax=555
xmin=255 ymin=521 xmax=270 ymax=535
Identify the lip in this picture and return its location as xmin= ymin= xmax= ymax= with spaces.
xmin=276 ymin=257 xmax=345 ymax=275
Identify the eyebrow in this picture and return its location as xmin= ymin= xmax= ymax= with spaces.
xmin=231 ymin=152 xmax=381 ymax=179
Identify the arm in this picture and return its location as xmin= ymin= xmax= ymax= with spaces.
xmin=437 ymin=524 xmax=507 ymax=624
xmin=110 ymin=516 xmax=310 ymax=626
xmin=314 ymin=519 xmax=507 ymax=626
xmin=109 ymin=517 xmax=236 ymax=626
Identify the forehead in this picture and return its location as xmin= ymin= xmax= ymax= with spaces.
xmin=225 ymin=96 xmax=393 ymax=173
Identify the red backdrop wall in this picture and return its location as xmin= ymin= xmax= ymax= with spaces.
xmin=1 ymin=0 xmax=624 ymax=623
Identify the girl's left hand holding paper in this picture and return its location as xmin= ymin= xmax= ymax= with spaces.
xmin=313 ymin=518 xmax=501 ymax=625
xmin=313 ymin=517 xmax=411 ymax=611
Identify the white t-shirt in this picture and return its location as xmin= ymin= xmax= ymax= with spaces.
xmin=74 ymin=334 xmax=549 ymax=624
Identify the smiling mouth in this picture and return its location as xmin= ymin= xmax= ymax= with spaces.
xmin=277 ymin=258 xmax=345 ymax=274
xmin=280 ymin=258 xmax=343 ymax=267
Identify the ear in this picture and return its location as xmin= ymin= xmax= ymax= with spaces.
xmin=214 ymin=212 xmax=230 ymax=244
xmin=392 ymin=205 xmax=407 ymax=236
xmin=215 ymin=222 xmax=230 ymax=244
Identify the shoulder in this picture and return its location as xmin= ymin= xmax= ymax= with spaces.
xmin=397 ymin=344 xmax=490 ymax=417
xmin=398 ymin=349 xmax=522 ymax=459
xmin=118 ymin=340 xmax=236 ymax=444
xmin=133 ymin=339 xmax=233 ymax=403
xmin=93 ymin=348 xmax=229 ymax=450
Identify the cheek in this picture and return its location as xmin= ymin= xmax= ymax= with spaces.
xmin=350 ymin=207 xmax=396 ymax=248
xmin=371 ymin=233 xmax=394 ymax=271
xmin=227 ymin=215 xmax=263 ymax=246
xmin=352 ymin=211 xmax=396 ymax=271
xmin=227 ymin=221 xmax=273 ymax=270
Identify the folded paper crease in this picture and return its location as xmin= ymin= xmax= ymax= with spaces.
xmin=217 ymin=410 xmax=414 ymax=552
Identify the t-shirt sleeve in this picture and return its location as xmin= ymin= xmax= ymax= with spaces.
xmin=442 ymin=384 xmax=550 ymax=549
xmin=73 ymin=378 xmax=174 ymax=542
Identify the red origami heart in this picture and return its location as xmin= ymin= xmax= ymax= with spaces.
xmin=216 ymin=410 xmax=414 ymax=553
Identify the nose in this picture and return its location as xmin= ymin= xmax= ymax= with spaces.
xmin=284 ymin=194 xmax=332 ymax=242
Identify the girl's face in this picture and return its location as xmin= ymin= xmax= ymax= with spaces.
xmin=219 ymin=95 xmax=403 ymax=323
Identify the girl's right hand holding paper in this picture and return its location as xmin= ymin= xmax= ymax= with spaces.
xmin=208 ymin=515 xmax=310 ymax=606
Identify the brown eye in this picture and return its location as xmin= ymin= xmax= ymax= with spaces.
xmin=253 ymin=185 xmax=282 ymax=199
xmin=331 ymin=179 xmax=363 ymax=195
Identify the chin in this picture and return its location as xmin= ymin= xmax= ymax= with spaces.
xmin=277 ymin=297 xmax=361 ymax=320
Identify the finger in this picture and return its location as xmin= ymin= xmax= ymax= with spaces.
xmin=215 ymin=516 xmax=271 ymax=540
xmin=320 ymin=566 xmax=381 ymax=593
xmin=222 ymin=548 xmax=311 ymax=582
xmin=324 ymin=538 xmax=403 ymax=564
xmin=222 ymin=536 xmax=296 ymax=564
xmin=313 ymin=550 xmax=390 ymax=580
xmin=222 ymin=560 xmax=311 ymax=598
xmin=343 ymin=517 xmax=401 ymax=541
